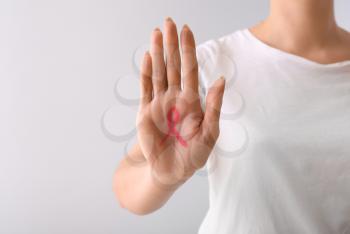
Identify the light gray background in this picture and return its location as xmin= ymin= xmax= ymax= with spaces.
xmin=1 ymin=0 xmax=349 ymax=233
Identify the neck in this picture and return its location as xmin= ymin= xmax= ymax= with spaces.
xmin=261 ymin=0 xmax=339 ymax=49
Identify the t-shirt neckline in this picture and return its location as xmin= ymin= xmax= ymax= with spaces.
xmin=242 ymin=28 xmax=350 ymax=71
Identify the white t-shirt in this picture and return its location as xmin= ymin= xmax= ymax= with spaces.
xmin=196 ymin=28 xmax=350 ymax=234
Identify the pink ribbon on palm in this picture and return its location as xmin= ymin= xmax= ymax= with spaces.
xmin=160 ymin=106 xmax=188 ymax=147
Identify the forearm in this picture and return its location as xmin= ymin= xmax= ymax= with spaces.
xmin=113 ymin=144 xmax=182 ymax=215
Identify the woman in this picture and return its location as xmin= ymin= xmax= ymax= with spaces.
xmin=114 ymin=0 xmax=350 ymax=233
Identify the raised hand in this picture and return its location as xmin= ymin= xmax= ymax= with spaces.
xmin=137 ymin=17 xmax=225 ymax=189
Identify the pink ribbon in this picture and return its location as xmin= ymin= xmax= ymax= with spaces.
xmin=160 ymin=106 xmax=187 ymax=147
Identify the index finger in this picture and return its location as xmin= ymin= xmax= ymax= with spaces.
xmin=180 ymin=24 xmax=198 ymax=94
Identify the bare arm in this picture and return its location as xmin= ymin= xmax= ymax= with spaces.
xmin=113 ymin=143 xmax=185 ymax=215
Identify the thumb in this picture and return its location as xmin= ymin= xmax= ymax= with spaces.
xmin=200 ymin=76 xmax=225 ymax=145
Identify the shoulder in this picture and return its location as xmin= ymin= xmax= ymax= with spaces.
xmin=196 ymin=29 xmax=247 ymax=89
xmin=196 ymin=29 xmax=246 ymax=64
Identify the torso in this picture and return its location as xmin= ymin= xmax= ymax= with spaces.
xmin=196 ymin=28 xmax=350 ymax=234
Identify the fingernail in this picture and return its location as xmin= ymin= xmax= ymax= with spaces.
xmin=165 ymin=16 xmax=173 ymax=22
xmin=219 ymin=76 xmax=225 ymax=84
xmin=183 ymin=24 xmax=190 ymax=31
xmin=154 ymin=27 xmax=160 ymax=31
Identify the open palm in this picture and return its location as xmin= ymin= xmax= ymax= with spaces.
xmin=137 ymin=18 xmax=225 ymax=189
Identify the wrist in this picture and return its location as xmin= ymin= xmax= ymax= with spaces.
xmin=145 ymin=162 xmax=193 ymax=192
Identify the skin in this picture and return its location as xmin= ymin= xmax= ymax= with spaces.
xmin=251 ymin=0 xmax=350 ymax=64
xmin=114 ymin=19 xmax=226 ymax=215
xmin=113 ymin=0 xmax=350 ymax=215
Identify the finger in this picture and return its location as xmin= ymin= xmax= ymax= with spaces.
xmin=180 ymin=24 xmax=198 ymax=94
xmin=140 ymin=51 xmax=153 ymax=106
xmin=201 ymin=77 xmax=225 ymax=143
xmin=164 ymin=17 xmax=181 ymax=90
xmin=150 ymin=28 xmax=167 ymax=94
